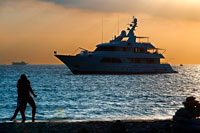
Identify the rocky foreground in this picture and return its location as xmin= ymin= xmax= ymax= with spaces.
xmin=0 ymin=119 xmax=176 ymax=133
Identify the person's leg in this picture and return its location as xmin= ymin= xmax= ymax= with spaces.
xmin=20 ymin=103 xmax=27 ymax=123
xmin=10 ymin=107 xmax=20 ymax=121
xmin=11 ymin=98 xmax=21 ymax=121
xmin=27 ymin=97 xmax=36 ymax=122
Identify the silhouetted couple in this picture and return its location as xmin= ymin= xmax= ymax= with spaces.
xmin=174 ymin=96 xmax=200 ymax=119
xmin=10 ymin=74 xmax=37 ymax=123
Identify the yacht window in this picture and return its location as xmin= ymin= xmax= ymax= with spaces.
xmin=95 ymin=46 xmax=134 ymax=52
xmin=135 ymin=58 xmax=141 ymax=63
xmin=147 ymin=59 xmax=154 ymax=64
xmin=140 ymin=48 xmax=144 ymax=53
xmin=122 ymin=47 xmax=126 ymax=52
xmin=128 ymin=58 xmax=135 ymax=63
xmin=133 ymin=48 xmax=145 ymax=53
xmin=128 ymin=58 xmax=160 ymax=64
xmin=125 ymin=47 xmax=131 ymax=51
xmin=101 ymin=58 xmax=122 ymax=63
xmin=121 ymin=47 xmax=131 ymax=52
xmin=133 ymin=48 xmax=137 ymax=53
xmin=95 ymin=46 xmax=120 ymax=52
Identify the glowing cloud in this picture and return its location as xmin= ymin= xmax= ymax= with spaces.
xmin=0 ymin=0 xmax=200 ymax=64
xmin=40 ymin=0 xmax=200 ymax=21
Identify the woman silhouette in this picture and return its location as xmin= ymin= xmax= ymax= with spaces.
xmin=10 ymin=74 xmax=37 ymax=123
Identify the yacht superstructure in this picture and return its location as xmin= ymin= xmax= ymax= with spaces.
xmin=55 ymin=17 xmax=176 ymax=74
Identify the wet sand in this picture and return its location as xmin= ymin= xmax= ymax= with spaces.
xmin=0 ymin=119 xmax=173 ymax=133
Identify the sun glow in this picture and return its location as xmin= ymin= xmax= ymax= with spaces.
xmin=183 ymin=0 xmax=200 ymax=3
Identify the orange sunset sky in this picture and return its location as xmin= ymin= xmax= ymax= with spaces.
xmin=1 ymin=0 xmax=200 ymax=64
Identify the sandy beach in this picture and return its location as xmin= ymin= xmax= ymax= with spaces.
xmin=0 ymin=119 xmax=173 ymax=133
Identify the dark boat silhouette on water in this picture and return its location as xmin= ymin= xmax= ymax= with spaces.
xmin=12 ymin=61 xmax=27 ymax=65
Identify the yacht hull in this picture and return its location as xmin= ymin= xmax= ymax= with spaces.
xmin=55 ymin=55 xmax=177 ymax=74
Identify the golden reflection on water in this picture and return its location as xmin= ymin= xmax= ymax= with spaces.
xmin=174 ymin=65 xmax=200 ymax=99
xmin=2 ymin=65 xmax=200 ymax=121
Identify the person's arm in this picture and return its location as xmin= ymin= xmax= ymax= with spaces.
xmin=30 ymin=87 xmax=37 ymax=97
xmin=28 ymin=81 xmax=37 ymax=97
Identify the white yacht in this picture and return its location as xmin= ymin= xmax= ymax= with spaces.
xmin=55 ymin=17 xmax=177 ymax=74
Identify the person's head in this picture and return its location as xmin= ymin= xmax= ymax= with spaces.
xmin=20 ymin=74 xmax=27 ymax=80
xmin=183 ymin=96 xmax=199 ymax=108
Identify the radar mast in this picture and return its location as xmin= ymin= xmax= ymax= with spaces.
xmin=127 ymin=16 xmax=137 ymax=43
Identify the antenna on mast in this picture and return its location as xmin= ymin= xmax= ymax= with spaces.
xmin=117 ymin=15 xmax=119 ymax=35
xmin=132 ymin=16 xmax=135 ymax=22
xmin=101 ymin=16 xmax=104 ymax=43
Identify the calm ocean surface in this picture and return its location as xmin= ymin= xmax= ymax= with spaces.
xmin=0 ymin=65 xmax=200 ymax=121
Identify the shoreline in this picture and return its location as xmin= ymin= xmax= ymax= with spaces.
xmin=0 ymin=119 xmax=173 ymax=133
xmin=0 ymin=118 xmax=172 ymax=123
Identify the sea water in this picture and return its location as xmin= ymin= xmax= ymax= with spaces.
xmin=0 ymin=65 xmax=200 ymax=121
